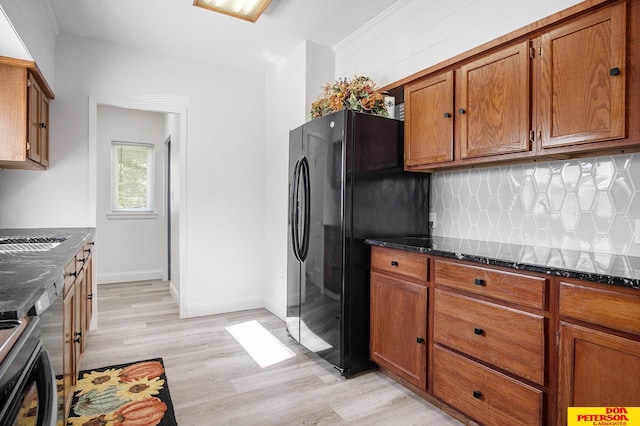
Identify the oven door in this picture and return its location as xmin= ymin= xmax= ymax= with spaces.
xmin=1 ymin=346 xmax=57 ymax=426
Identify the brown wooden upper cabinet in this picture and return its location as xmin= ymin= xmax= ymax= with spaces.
xmin=405 ymin=41 xmax=531 ymax=169
xmin=460 ymin=41 xmax=531 ymax=159
xmin=0 ymin=59 xmax=53 ymax=170
xmin=405 ymin=71 xmax=454 ymax=166
xmin=539 ymin=2 xmax=626 ymax=150
xmin=402 ymin=0 xmax=634 ymax=171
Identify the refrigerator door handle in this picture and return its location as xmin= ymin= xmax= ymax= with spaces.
xmin=298 ymin=157 xmax=311 ymax=262
xmin=291 ymin=158 xmax=302 ymax=262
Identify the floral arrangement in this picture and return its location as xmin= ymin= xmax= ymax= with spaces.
xmin=310 ymin=75 xmax=391 ymax=119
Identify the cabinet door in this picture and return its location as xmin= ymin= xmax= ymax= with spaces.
xmin=370 ymin=272 xmax=428 ymax=389
xmin=0 ymin=64 xmax=50 ymax=169
xmin=460 ymin=41 xmax=531 ymax=159
xmin=39 ymin=94 xmax=49 ymax=167
xmin=74 ymin=269 xmax=85 ymax=361
xmin=63 ymin=284 xmax=76 ymax=418
xmin=404 ymin=71 xmax=454 ymax=166
xmin=0 ymin=64 xmax=27 ymax=162
xmin=558 ymin=322 xmax=640 ymax=426
xmin=83 ymin=251 xmax=94 ymax=337
xmin=26 ymin=74 xmax=42 ymax=164
xmin=540 ymin=3 xmax=626 ymax=149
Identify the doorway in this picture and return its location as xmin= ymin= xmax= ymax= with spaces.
xmin=95 ymin=105 xmax=167 ymax=284
xmin=88 ymin=95 xmax=188 ymax=322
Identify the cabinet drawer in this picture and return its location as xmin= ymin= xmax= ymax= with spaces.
xmin=433 ymin=345 xmax=543 ymax=426
xmin=559 ymin=281 xmax=640 ymax=336
xmin=434 ymin=289 xmax=545 ymax=384
xmin=435 ymin=260 xmax=546 ymax=309
xmin=371 ymin=246 xmax=428 ymax=282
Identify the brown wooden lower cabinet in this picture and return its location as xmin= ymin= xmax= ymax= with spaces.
xmin=431 ymin=259 xmax=548 ymax=425
xmin=556 ymin=279 xmax=640 ymax=426
xmin=62 ymin=268 xmax=76 ymax=418
xmin=370 ymin=271 xmax=427 ymax=389
xmin=370 ymin=247 xmax=640 ymax=425
xmin=433 ymin=345 xmax=543 ymax=425
xmin=557 ymin=322 xmax=640 ymax=425
xmin=61 ymin=239 xmax=95 ymax=422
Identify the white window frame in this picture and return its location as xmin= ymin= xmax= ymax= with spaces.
xmin=109 ymin=141 xmax=157 ymax=219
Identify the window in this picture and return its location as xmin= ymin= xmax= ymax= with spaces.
xmin=111 ymin=141 xmax=154 ymax=212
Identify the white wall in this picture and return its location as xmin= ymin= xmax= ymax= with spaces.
xmin=263 ymin=41 xmax=334 ymax=319
xmin=334 ymin=0 xmax=584 ymax=87
xmin=0 ymin=0 xmax=57 ymax=89
xmin=96 ymin=105 xmax=167 ymax=283
xmin=0 ymin=32 xmax=267 ymax=318
xmin=305 ymin=43 xmax=336 ymax=118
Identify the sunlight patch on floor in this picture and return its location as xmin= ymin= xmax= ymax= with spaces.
xmin=226 ymin=320 xmax=295 ymax=368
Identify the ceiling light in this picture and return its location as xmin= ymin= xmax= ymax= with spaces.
xmin=193 ymin=0 xmax=272 ymax=23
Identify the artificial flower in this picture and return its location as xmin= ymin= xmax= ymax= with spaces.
xmin=310 ymin=75 xmax=391 ymax=119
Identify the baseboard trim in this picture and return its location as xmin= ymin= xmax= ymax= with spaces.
xmin=186 ymin=297 xmax=264 ymax=318
xmin=97 ymin=270 xmax=164 ymax=284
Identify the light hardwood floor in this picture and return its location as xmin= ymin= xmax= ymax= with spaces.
xmin=80 ymin=280 xmax=462 ymax=425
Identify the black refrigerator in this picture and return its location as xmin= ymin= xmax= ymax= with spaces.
xmin=286 ymin=109 xmax=430 ymax=377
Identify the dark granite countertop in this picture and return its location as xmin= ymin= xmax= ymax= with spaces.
xmin=365 ymin=236 xmax=640 ymax=290
xmin=0 ymin=228 xmax=95 ymax=319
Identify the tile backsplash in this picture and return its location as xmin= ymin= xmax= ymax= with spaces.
xmin=430 ymin=153 xmax=640 ymax=257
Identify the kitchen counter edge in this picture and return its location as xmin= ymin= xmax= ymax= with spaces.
xmin=365 ymin=237 xmax=640 ymax=290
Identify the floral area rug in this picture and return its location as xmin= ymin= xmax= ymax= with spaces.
xmin=66 ymin=358 xmax=177 ymax=426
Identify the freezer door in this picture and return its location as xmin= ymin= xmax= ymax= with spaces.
xmin=286 ymin=127 xmax=303 ymax=342
xmin=298 ymin=113 xmax=345 ymax=369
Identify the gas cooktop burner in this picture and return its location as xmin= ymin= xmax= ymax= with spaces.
xmin=0 ymin=236 xmax=67 ymax=254
xmin=0 ymin=236 xmax=67 ymax=245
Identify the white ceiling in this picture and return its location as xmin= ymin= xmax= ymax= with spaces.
xmin=48 ymin=0 xmax=402 ymax=72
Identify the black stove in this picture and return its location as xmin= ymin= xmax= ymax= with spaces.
xmin=0 ymin=319 xmax=30 ymax=366
xmin=0 ymin=316 xmax=57 ymax=425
